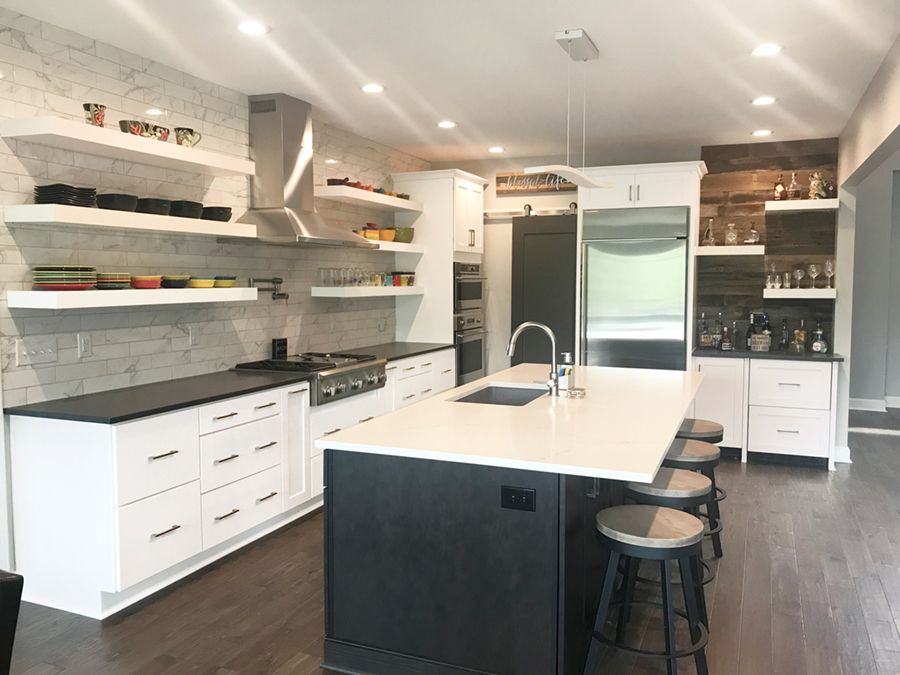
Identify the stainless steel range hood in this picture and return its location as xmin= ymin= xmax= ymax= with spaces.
xmin=238 ymin=93 xmax=375 ymax=248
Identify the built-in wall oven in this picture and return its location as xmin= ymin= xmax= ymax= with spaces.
xmin=454 ymin=262 xmax=486 ymax=312
xmin=455 ymin=308 xmax=487 ymax=385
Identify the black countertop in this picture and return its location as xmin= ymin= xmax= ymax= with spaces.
xmin=692 ymin=349 xmax=844 ymax=363
xmin=343 ymin=342 xmax=454 ymax=362
xmin=4 ymin=370 xmax=314 ymax=424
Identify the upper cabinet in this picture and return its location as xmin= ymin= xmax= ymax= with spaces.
xmin=579 ymin=162 xmax=707 ymax=210
xmin=454 ymin=178 xmax=485 ymax=254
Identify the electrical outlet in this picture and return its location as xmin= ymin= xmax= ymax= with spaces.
xmin=77 ymin=333 xmax=93 ymax=359
xmin=15 ymin=337 xmax=57 ymax=366
xmin=501 ymin=485 xmax=536 ymax=512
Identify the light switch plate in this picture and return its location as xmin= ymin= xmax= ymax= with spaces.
xmin=15 ymin=337 xmax=57 ymax=366
xmin=77 ymin=333 xmax=93 ymax=358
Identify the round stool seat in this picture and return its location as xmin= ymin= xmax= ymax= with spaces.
xmin=677 ymin=418 xmax=724 ymax=444
xmin=596 ymin=505 xmax=704 ymax=549
xmin=626 ymin=468 xmax=712 ymax=500
xmin=665 ymin=438 xmax=721 ymax=464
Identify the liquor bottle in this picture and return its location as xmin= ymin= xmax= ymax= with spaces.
xmin=811 ymin=320 xmax=828 ymax=353
xmin=698 ymin=312 xmax=711 ymax=349
xmin=762 ymin=313 xmax=773 ymax=352
xmin=787 ymin=172 xmax=802 ymax=200
xmin=713 ymin=312 xmax=724 ymax=349
xmin=701 ymin=218 xmax=715 ymax=246
xmin=796 ymin=319 xmax=808 ymax=351
xmin=779 ymin=319 xmax=790 ymax=351
xmin=773 ymin=174 xmax=786 ymax=200
xmin=745 ymin=313 xmax=755 ymax=350
xmin=720 ymin=324 xmax=733 ymax=351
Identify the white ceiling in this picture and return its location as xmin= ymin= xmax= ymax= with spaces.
xmin=3 ymin=0 xmax=899 ymax=164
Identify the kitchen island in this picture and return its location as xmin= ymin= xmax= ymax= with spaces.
xmin=317 ymin=363 xmax=702 ymax=675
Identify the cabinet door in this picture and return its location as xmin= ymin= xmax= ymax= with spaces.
xmin=579 ymin=174 xmax=635 ymax=209
xmin=283 ymin=386 xmax=311 ymax=511
xmin=454 ymin=179 xmax=484 ymax=253
xmin=693 ymin=357 xmax=745 ymax=449
xmin=633 ymin=171 xmax=693 ymax=207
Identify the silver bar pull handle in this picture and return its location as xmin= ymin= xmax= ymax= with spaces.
xmin=402 ymin=393 xmax=416 ymax=400
xmin=421 ymin=362 xmax=432 ymax=367
xmin=151 ymin=524 xmax=181 ymax=539
xmin=214 ymin=412 xmax=238 ymax=421
xmin=214 ymin=453 xmax=240 ymax=464
xmin=628 ymin=185 xmax=633 ymax=202
xmin=778 ymin=382 xmax=801 ymax=387
xmin=636 ymin=184 xmax=641 ymax=201
xmin=323 ymin=428 xmax=342 ymax=437
xmin=256 ymin=491 xmax=278 ymax=504
xmin=254 ymin=402 xmax=277 ymax=410
xmin=255 ymin=441 xmax=278 ymax=450
xmin=358 ymin=416 xmax=375 ymax=423
xmin=288 ymin=389 xmax=307 ymax=395
xmin=149 ymin=450 xmax=179 ymax=461
xmin=402 ymin=366 xmax=416 ymax=372
xmin=441 ymin=368 xmax=453 ymax=374
xmin=214 ymin=508 xmax=240 ymax=522
xmin=421 ymin=388 xmax=433 ymax=394
xmin=469 ymin=229 xmax=475 ymax=247
xmin=777 ymin=429 xmax=800 ymax=434
xmin=386 ymin=366 xmax=398 ymax=371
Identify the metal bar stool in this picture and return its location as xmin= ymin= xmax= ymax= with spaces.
xmin=584 ymin=505 xmax=709 ymax=675
xmin=623 ymin=467 xmax=714 ymax=623
xmin=664 ymin=437 xmax=725 ymax=558
xmin=677 ymin=418 xmax=724 ymax=444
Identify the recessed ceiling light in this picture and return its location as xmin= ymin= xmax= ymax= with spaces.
xmin=752 ymin=43 xmax=782 ymax=57
xmin=325 ymin=159 xmax=338 ymax=165
xmin=751 ymin=96 xmax=776 ymax=106
xmin=488 ymin=146 xmax=505 ymax=154
xmin=361 ymin=83 xmax=384 ymax=94
xmin=145 ymin=108 xmax=164 ymax=116
xmin=238 ymin=20 xmax=270 ymax=36
xmin=437 ymin=120 xmax=457 ymax=129
xmin=752 ymin=129 xmax=773 ymax=137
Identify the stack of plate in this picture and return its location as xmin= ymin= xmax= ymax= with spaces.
xmin=96 ymin=272 xmax=131 ymax=290
xmin=32 ymin=265 xmax=97 ymax=291
xmin=34 ymin=184 xmax=97 ymax=207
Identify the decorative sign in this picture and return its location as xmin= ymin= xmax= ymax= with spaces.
xmin=495 ymin=171 xmax=577 ymax=195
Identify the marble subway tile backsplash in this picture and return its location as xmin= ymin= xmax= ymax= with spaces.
xmin=0 ymin=9 xmax=430 ymax=405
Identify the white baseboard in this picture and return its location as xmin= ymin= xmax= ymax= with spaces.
xmin=884 ymin=396 xmax=900 ymax=408
xmin=834 ymin=445 xmax=852 ymax=464
xmin=848 ymin=427 xmax=900 ymax=437
xmin=850 ymin=398 xmax=887 ymax=412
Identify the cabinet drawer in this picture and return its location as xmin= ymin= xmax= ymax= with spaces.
xmin=396 ymin=373 xmax=426 ymax=408
xmin=200 ymin=415 xmax=283 ymax=493
xmin=311 ymin=453 xmax=324 ymax=498
xmin=394 ymin=358 xmax=422 ymax=381
xmin=199 ymin=389 xmax=283 ymax=435
xmin=749 ymin=361 xmax=832 ymax=410
xmin=201 ymin=466 xmax=283 ymax=550
xmin=114 ymin=409 xmax=200 ymax=506
xmin=116 ymin=481 xmax=201 ymax=590
xmin=432 ymin=349 xmax=456 ymax=394
xmin=309 ymin=391 xmax=379 ymax=457
xmin=748 ymin=406 xmax=829 ymax=458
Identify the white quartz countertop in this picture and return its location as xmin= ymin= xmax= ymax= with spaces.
xmin=315 ymin=363 xmax=703 ymax=483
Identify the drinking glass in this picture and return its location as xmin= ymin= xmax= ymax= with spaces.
xmin=793 ymin=268 xmax=805 ymax=289
xmin=765 ymin=274 xmax=774 ymax=289
xmin=354 ymin=267 xmax=364 ymax=286
xmin=339 ymin=268 xmax=351 ymax=287
xmin=319 ymin=268 xmax=329 ymax=287
xmin=807 ymin=264 xmax=819 ymax=289
xmin=824 ymin=259 xmax=835 ymax=288
xmin=783 ymin=272 xmax=792 ymax=289
xmin=774 ymin=274 xmax=783 ymax=289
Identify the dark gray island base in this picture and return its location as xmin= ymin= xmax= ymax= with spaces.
xmin=322 ymin=449 xmax=620 ymax=675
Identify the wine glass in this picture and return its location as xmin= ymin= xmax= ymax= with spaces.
xmin=807 ymin=263 xmax=819 ymax=289
xmin=793 ymin=268 xmax=805 ymax=289
xmin=824 ymin=259 xmax=835 ymax=288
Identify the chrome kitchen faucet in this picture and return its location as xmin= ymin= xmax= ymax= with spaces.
xmin=507 ymin=321 xmax=559 ymax=396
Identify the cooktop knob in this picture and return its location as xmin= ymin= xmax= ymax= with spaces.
xmin=322 ymin=385 xmax=335 ymax=398
xmin=351 ymin=378 xmax=363 ymax=390
xmin=335 ymin=382 xmax=347 ymax=394
xmin=377 ymin=372 xmax=387 ymax=383
xmin=366 ymin=374 xmax=378 ymax=385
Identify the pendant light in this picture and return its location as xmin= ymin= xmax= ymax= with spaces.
xmin=524 ymin=29 xmax=609 ymax=189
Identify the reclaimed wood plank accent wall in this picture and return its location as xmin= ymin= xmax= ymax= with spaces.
xmin=696 ymin=138 xmax=838 ymax=339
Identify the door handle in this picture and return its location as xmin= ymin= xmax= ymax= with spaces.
xmin=288 ymin=389 xmax=307 ymax=395
xmin=214 ymin=508 xmax=240 ymax=522
xmin=778 ymin=382 xmax=801 ymax=387
xmin=254 ymin=441 xmax=278 ymax=450
xmin=214 ymin=453 xmax=240 ymax=464
xmin=148 ymin=450 xmax=179 ymax=461
xmin=358 ymin=416 xmax=375 ymax=423
xmin=151 ymin=524 xmax=181 ymax=539
xmin=402 ymin=366 xmax=416 ymax=372
xmin=213 ymin=412 xmax=238 ymax=421
xmin=441 ymin=368 xmax=453 ymax=374
xmin=628 ymin=185 xmax=633 ymax=202
xmin=777 ymin=429 xmax=800 ymax=434
xmin=254 ymin=402 xmax=277 ymax=410
xmin=636 ymin=184 xmax=641 ymax=201
xmin=402 ymin=393 xmax=416 ymax=400
xmin=421 ymin=362 xmax=432 ymax=368
xmin=421 ymin=388 xmax=433 ymax=394
xmin=323 ymin=428 xmax=342 ymax=436
xmin=469 ymin=229 xmax=475 ymax=247
xmin=256 ymin=491 xmax=279 ymax=504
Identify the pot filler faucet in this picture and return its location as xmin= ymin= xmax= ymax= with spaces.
xmin=507 ymin=321 xmax=559 ymax=396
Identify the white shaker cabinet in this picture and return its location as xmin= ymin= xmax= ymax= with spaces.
xmin=283 ymin=384 xmax=311 ymax=510
xmin=454 ymin=178 xmax=485 ymax=254
xmin=692 ymin=357 xmax=747 ymax=450
xmin=580 ymin=162 xmax=706 ymax=210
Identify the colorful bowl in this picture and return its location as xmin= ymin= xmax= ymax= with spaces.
xmin=131 ymin=275 xmax=162 ymax=289
xmin=214 ymin=278 xmax=237 ymax=288
xmin=188 ymin=277 xmax=215 ymax=288
xmin=379 ymin=229 xmax=396 ymax=241
xmin=393 ymin=227 xmax=414 ymax=243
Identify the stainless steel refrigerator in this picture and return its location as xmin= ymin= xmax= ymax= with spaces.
xmin=580 ymin=206 xmax=688 ymax=370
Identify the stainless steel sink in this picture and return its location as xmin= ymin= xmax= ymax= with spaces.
xmin=455 ymin=385 xmax=547 ymax=406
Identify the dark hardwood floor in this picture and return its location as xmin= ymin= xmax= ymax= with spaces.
xmin=850 ymin=408 xmax=900 ymax=432
xmin=12 ymin=432 xmax=900 ymax=674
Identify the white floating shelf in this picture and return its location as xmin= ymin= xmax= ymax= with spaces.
xmin=314 ymin=185 xmax=423 ymax=213
xmin=696 ymin=245 xmax=765 ymax=257
xmin=3 ymin=204 xmax=256 ymax=239
xmin=764 ymin=198 xmax=838 ymax=213
xmin=8 ymin=288 xmax=258 ymax=310
xmin=0 ymin=117 xmax=255 ymax=177
xmin=762 ymin=288 xmax=837 ymax=300
xmin=311 ymin=286 xmax=424 ymax=298
xmin=376 ymin=241 xmax=425 ymax=254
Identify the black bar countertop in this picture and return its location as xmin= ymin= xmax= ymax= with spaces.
xmin=4 ymin=370 xmax=314 ymax=424
xmin=344 ymin=341 xmax=454 ymax=362
xmin=692 ymin=349 xmax=844 ymax=363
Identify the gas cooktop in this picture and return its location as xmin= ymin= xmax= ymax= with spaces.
xmin=235 ymin=352 xmax=378 ymax=374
